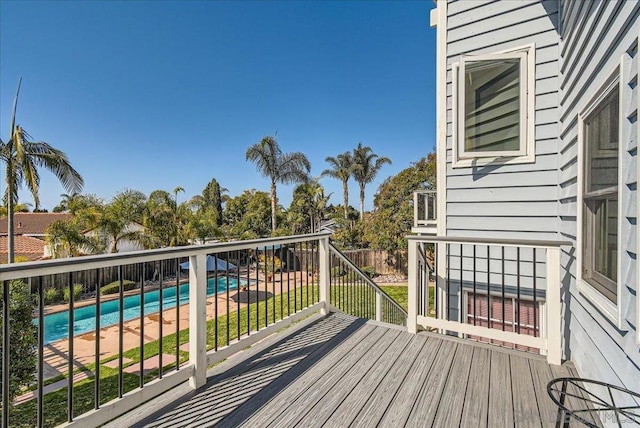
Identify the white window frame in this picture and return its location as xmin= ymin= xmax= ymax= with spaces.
xmin=576 ymin=70 xmax=624 ymax=329
xmin=452 ymin=43 xmax=536 ymax=168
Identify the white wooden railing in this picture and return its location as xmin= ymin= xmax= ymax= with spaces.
xmin=407 ymin=235 xmax=569 ymax=365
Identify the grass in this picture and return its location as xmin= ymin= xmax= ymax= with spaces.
xmin=7 ymin=281 xmax=411 ymax=427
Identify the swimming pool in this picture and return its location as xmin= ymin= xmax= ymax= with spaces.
xmin=40 ymin=276 xmax=243 ymax=345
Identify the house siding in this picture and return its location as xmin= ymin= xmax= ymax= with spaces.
xmin=441 ymin=0 xmax=640 ymax=402
xmin=558 ymin=0 xmax=640 ymax=397
xmin=445 ymin=0 xmax=561 ymax=241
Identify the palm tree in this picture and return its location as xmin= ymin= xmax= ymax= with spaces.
xmin=46 ymin=219 xmax=100 ymax=258
xmin=0 ymin=79 xmax=84 ymax=262
xmin=352 ymin=142 xmax=391 ymax=220
xmin=246 ymin=136 xmax=311 ymax=231
xmin=321 ymin=152 xmax=353 ymax=220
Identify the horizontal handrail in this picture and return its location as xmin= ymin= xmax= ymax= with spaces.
xmin=0 ymin=232 xmax=332 ymax=280
xmin=407 ymin=235 xmax=572 ymax=249
xmin=329 ymin=242 xmax=408 ymax=317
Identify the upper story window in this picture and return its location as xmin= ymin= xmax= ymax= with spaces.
xmin=582 ymin=82 xmax=619 ymax=304
xmin=453 ymin=45 xmax=535 ymax=167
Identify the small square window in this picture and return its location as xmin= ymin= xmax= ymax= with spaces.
xmin=453 ymin=45 xmax=535 ymax=167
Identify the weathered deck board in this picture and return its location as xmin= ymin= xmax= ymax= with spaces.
xmin=107 ymin=312 xmax=599 ymax=428
xmin=351 ymin=335 xmax=440 ymax=428
xmin=459 ymin=346 xmax=491 ymax=426
xmin=511 ymin=353 xmax=543 ymax=427
xmin=488 ymin=351 xmax=514 ymax=427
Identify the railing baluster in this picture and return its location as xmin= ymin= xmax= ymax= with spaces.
xmin=214 ymin=256 xmax=219 ymax=351
xmin=473 ymin=245 xmax=476 ymax=326
xmin=2 ymin=280 xmax=9 ymax=428
xmin=533 ymin=249 xmax=537 ymax=337
xmin=140 ymin=263 xmax=145 ymax=388
xmin=446 ymin=243 xmax=450 ymax=322
xmin=516 ymin=247 xmax=521 ymax=335
xmin=95 ymin=269 xmax=101 ymax=407
xmin=158 ymin=262 xmax=164 ymax=378
xmin=118 ymin=266 xmax=124 ymax=397
xmin=226 ymin=251 xmax=230 ymax=345
xmin=37 ymin=276 xmax=44 ymax=427
xmin=175 ymin=258 xmax=180 ymax=371
xmin=501 ymin=246 xmax=505 ymax=332
xmin=68 ymin=272 xmax=75 ymax=421
xmin=293 ymin=243 xmax=297 ymax=314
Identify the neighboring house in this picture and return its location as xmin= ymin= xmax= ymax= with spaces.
xmin=0 ymin=213 xmax=72 ymax=261
xmin=418 ymin=0 xmax=639 ymax=407
xmin=0 ymin=235 xmax=48 ymax=263
xmin=0 ymin=212 xmax=145 ymax=259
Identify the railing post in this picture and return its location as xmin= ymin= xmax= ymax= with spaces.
xmin=189 ymin=253 xmax=207 ymax=389
xmin=408 ymin=239 xmax=418 ymax=334
xmin=375 ymin=291 xmax=382 ymax=321
xmin=546 ymin=247 xmax=562 ymax=365
xmin=319 ymin=237 xmax=331 ymax=315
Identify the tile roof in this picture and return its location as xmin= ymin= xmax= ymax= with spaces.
xmin=0 ymin=235 xmax=46 ymax=263
xmin=0 ymin=213 xmax=72 ymax=235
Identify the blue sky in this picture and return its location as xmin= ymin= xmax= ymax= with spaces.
xmin=0 ymin=1 xmax=436 ymax=212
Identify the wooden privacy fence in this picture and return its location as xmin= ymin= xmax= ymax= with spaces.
xmin=340 ymin=249 xmax=408 ymax=275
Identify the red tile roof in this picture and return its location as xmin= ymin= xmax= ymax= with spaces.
xmin=0 ymin=235 xmax=46 ymax=263
xmin=0 ymin=213 xmax=72 ymax=235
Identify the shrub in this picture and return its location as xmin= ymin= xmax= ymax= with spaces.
xmin=63 ymin=284 xmax=84 ymax=302
xmin=100 ymin=280 xmax=136 ymax=296
xmin=258 ymin=254 xmax=282 ymax=275
xmin=43 ymin=287 xmax=61 ymax=305
xmin=361 ymin=266 xmax=377 ymax=278
xmin=0 ymin=280 xmax=37 ymax=402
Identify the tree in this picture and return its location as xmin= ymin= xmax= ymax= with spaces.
xmin=321 ymin=152 xmax=353 ymax=220
xmin=144 ymin=190 xmax=178 ymax=247
xmin=202 ymin=178 xmax=227 ymax=226
xmin=46 ymin=219 xmax=100 ymax=257
xmin=223 ymin=190 xmax=273 ymax=239
xmin=287 ymin=180 xmax=330 ymax=234
xmin=0 ymin=79 xmax=84 ymax=262
xmin=53 ymin=192 xmax=80 ymax=213
xmin=246 ymin=136 xmax=311 ymax=231
xmin=352 ymin=142 xmax=391 ymax=220
xmin=0 ymin=280 xmax=37 ymax=403
xmin=364 ymin=154 xmax=436 ymax=252
xmin=97 ymin=189 xmax=146 ymax=253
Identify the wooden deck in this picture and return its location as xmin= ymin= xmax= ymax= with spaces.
xmin=108 ymin=312 xmax=599 ymax=428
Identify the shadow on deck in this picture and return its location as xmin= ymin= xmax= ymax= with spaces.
xmin=106 ymin=312 xmax=597 ymax=428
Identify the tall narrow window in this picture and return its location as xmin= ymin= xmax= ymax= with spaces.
xmin=454 ymin=45 xmax=535 ymax=167
xmin=582 ymin=86 xmax=619 ymax=303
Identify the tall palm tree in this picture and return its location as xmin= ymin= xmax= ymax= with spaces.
xmin=1 ymin=79 xmax=84 ymax=262
xmin=321 ymin=152 xmax=353 ymax=220
xmin=352 ymin=142 xmax=391 ymax=220
xmin=246 ymin=136 xmax=311 ymax=231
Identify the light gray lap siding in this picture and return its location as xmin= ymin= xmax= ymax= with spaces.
xmin=558 ymin=0 xmax=639 ymax=395
xmin=445 ymin=0 xmax=561 ymax=240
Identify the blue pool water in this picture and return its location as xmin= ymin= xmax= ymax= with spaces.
xmin=40 ymin=277 xmax=243 ymax=345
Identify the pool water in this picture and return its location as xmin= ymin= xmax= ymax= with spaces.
xmin=40 ymin=276 xmax=243 ymax=345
